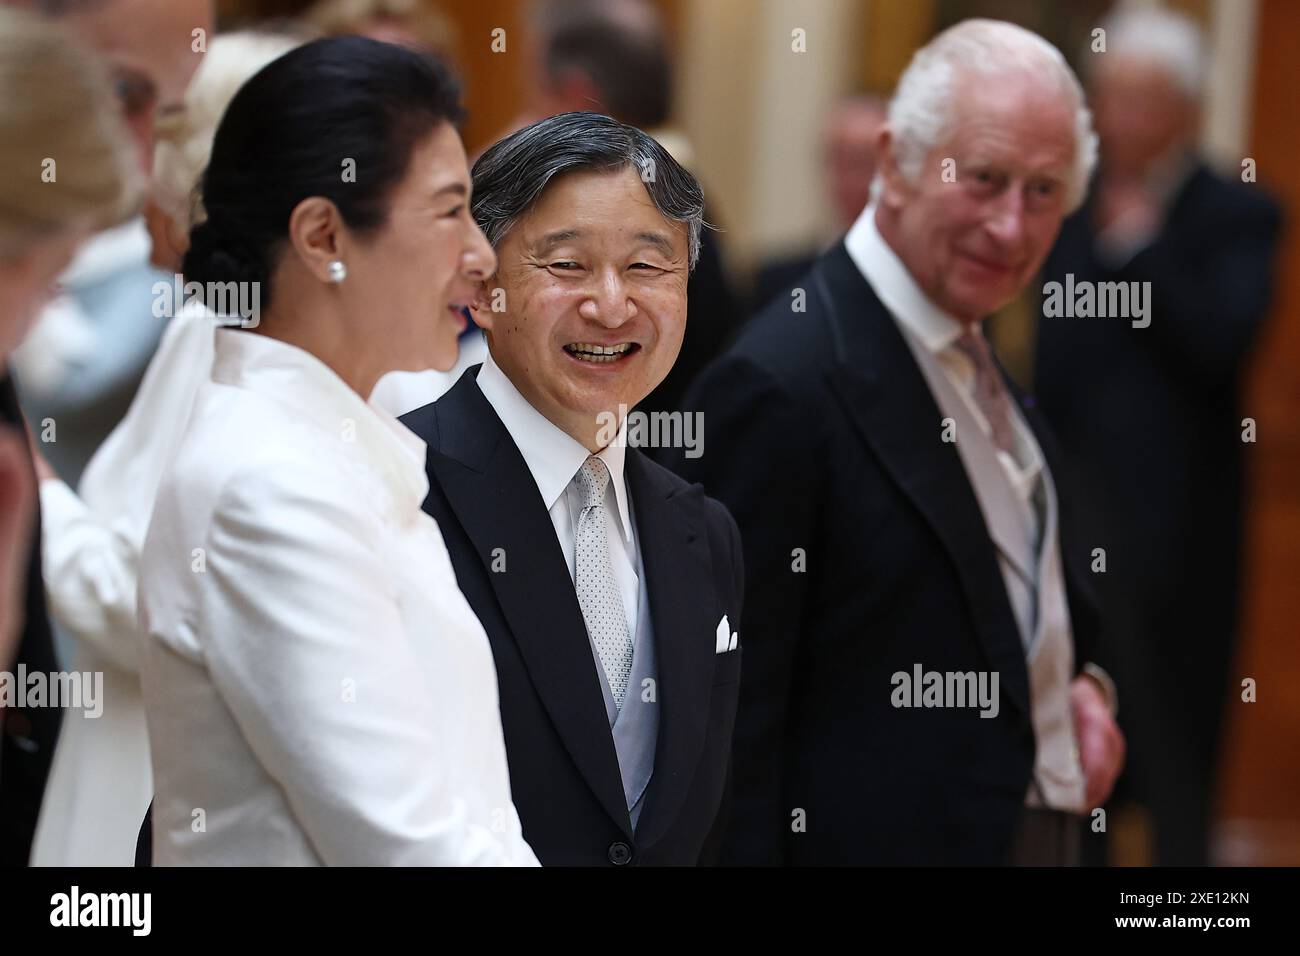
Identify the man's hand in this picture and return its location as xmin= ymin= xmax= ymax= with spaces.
xmin=1070 ymin=674 xmax=1125 ymax=809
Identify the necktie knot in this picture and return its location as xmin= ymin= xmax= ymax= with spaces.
xmin=953 ymin=326 xmax=993 ymax=367
xmin=575 ymin=456 xmax=610 ymax=510
xmin=951 ymin=325 xmax=1019 ymax=460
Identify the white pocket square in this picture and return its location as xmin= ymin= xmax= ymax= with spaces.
xmin=715 ymin=614 xmax=739 ymax=654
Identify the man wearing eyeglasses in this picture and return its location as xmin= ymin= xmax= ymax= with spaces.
xmin=0 ymin=0 xmax=212 ymax=867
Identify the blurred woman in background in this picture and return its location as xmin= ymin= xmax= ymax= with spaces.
xmin=0 ymin=7 xmax=140 ymax=683
xmin=0 ymin=8 xmax=140 ymax=361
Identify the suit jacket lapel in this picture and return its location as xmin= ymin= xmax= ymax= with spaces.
xmin=623 ymin=450 xmax=716 ymax=849
xmin=814 ymin=246 xmax=1032 ymax=718
xmin=423 ymin=371 xmax=633 ymax=837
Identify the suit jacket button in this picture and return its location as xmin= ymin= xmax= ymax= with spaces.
xmin=608 ymin=841 xmax=633 ymax=866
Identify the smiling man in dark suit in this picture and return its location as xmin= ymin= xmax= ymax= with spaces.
xmin=665 ymin=20 xmax=1125 ymax=866
xmin=400 ymin=111 xmax=743 ymax=866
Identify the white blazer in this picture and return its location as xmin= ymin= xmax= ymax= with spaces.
xmin=138 ymin=328 xmax=537 ymax=866
xmin=33 ymin=304 xmax=493 ymax=865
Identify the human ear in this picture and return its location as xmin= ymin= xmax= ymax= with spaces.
xmin=875 ymin=127 xmax=911 ymax=213
xmin=287 ymin=196 xmax=346 ymax=284
xmin=469 ymin=277 xmax=499 ymax=332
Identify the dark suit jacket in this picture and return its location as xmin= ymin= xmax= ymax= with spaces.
xmin=1035 ymin=163 xmax=1281 ymax=662
xmin=751 ymin=251 xmax=817 ymax=315
xmin=663 ymin=244 xmax=1102 ymax=865
xmin=400 ymin=369 xmax=744 ymax=866
xmin=0 ymin=372 xmax=63 ymax=866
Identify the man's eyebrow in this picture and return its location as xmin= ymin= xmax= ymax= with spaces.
xmin=530 ymin=229 xmax=679 ymax=256
xmin=633 ymin=232 xmax=677 ymax=257
xmin=534 ymin=229 xmax=581 ymax=253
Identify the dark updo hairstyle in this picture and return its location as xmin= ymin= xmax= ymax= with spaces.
xmin=183 ymin=36 xmax=464 ymax=309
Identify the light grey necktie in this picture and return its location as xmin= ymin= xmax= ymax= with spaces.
xmin=953 ymin=326 xmax=1019 ymax=460
xmin=572 ymin=456 xmax=634 ymax=710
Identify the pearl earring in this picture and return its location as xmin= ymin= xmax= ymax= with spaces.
xmin=327 ymin=260 xmax=347 ymax=284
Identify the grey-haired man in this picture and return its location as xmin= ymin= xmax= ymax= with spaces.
xmin=401 ymin=112 xmax=743 ymax=866
xmin=667 ymin=20 xmax=1125 ymax=865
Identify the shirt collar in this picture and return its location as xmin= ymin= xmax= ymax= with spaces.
xmin=843 ymin=203 xmax=967 ymax=354
xmin=843 ymin=206 xmax=1043 ymax=485
xmin=476 ymin=350 xmax=633 ymax=542
xmin=210 ymin=328 xmax=429 ymax=506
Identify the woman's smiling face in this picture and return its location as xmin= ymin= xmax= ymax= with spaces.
xmin=345 ymin=121 xmax=496 ymax=373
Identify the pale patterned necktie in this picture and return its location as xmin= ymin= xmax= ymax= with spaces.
xmin=572 ymin=456 xmax=634 ymax=710
xmin=952 ymin=326 xmax=1019 ymax=460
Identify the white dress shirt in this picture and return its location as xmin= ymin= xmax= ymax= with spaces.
xmin=476 ymin=350 xmax=644 ymax=649
xmin=844 ymin=206 xmax=1045 ymax=547
xmin=138 ymin=328 xmax=537 ymax=865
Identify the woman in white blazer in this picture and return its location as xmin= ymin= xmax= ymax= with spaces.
xmin=31 ymin=31 xmax=301 ymax=868
xmin=136 ymin=36 xmax=537 ymax=865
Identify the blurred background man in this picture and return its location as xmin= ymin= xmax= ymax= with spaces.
xmin=1033 ymin=6 xmax=1282 ymax=866
xmin=751 ymin=93 xmax=887 ymax=310
xmin=303 ymin=0 xmax=456 ymax=57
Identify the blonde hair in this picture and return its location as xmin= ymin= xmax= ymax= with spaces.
xmin=0 ymin=6 xmax=142 ymax=255
xmin=152 ymin=31 xmax=303 ymax=230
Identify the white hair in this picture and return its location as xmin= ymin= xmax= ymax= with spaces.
xmin=152 ymin=31 xmax=302 ymax=229
xmin=1089 ymin=5 xmax=1206 ymax=100
xmin=885 ymin=19 xmax=1098 ymax=212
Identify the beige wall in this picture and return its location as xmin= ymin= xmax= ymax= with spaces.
xmin=1202 ymin=0 xmax=1260 ymax=166
xmin=676 ymin=0 xmax=865 ymax=275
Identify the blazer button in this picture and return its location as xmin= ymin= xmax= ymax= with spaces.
xmin=607 ymin=841 xmax=633 ymax=866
